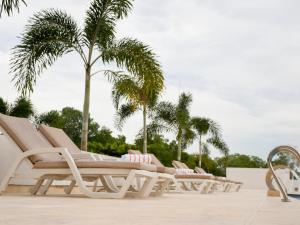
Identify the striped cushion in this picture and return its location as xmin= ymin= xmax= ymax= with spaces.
xmin=121 ymin=154 xmax=152 ymax=164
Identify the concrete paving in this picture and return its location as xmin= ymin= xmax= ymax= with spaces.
xmin=0 ymin=189 xmax=299 ymax=225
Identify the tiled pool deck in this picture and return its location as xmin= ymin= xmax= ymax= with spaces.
xmin=0 ymin=189 xmax=299 ymax=225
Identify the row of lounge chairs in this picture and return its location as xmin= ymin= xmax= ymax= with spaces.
xmin=0 ymin=113 xmax=242 ymax=199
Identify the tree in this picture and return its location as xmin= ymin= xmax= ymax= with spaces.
xmin=135 ymin=134 xmax=176 ymax=166
xmin=38 ymin=107 xmax=99 ymax=147
xmin=9 ymin=96 xmax=34 ymax=118
xmin=0 ymin=96 xmax=34 ymax=118
xmin=191 ymin=117 xmax=229 ymax=168
xmin=10 ymin=0 xmax=162 ymax=151
xmin=112 ymin=72 xmax=163 ymax=154
xmin=0 ymin=97 xmax=8 ymax=114
xmin=216 ymin=154 xmax=267 ymax=174
xmin=0 ymin=0 xmax=26 ymax=17
xmin=150 ymin=92 xmax=195 ymax=161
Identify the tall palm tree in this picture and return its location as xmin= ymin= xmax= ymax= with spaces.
xmin=150 ymin=92 xmax=195 ymax=161
xmin=10 ymin=0 xmax=162 ymax=151
xmin=0 ymin=0 xmax=26 ymax=17
xmin=112 ymin=71 xmax=163 ymax=154
xmin=191 ymin=117 xmax=229 ymax=168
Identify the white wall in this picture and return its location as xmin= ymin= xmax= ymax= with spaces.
xmin=227 ymin=168 xmax=268 ymax=189
xmin=226 ymin=167 xmax=292 ymax=190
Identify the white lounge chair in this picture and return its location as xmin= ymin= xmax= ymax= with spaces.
xmin=0 ymin=114 xmax=173 ymax=198
xmin=37 ymin=124 xmax=174 ymax=196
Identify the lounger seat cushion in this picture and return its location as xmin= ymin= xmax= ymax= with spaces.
xmin=39 ymin=124 xmax=81 ymax=154
xmin=0 ymin=113 xmax=62 ymax=163
xmin=34 ymin=160 xmax=158 ymax=171
xmin=175 ymin=174 xmax=212 ymax=179
xmin=70 ymin=153 xmax=95 ymax=161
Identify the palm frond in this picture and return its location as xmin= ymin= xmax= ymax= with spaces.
xmin=102 ymin=38 xmax=163 ymax=85
xmin=175 ymin=92 xmax=192 ymax=128
xmin=178 ymin=92 xmax=192 ymax=112
xmin=111 ymin=75 xmax=140 ymax=109
xmin=207 ymin=136 xmax=229 ymax=155
xmin=0 ymin=0 xmax=26 ymax=17
xmin=201 ymin=143 xmax=210 ymax=155
xmin=147 ymin=121 xmax=173 ymax=136
xmin=10 ymin=9 xmax=82 ymax=95
xmin=84 ymin=0 xmax=133 ymax=49
xmin=183 ymin=127 xmax=196 ymax=146
xmin=191 ymin=117 xmax=221 ymax=137
xmin=152 ymin=101 xmax=177 ymax=125
xmin=114 ymin=102 xmax=136 ymax=130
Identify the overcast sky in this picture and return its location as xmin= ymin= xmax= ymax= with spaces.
xmin=1 ymin=0 xmax=300 ymax=159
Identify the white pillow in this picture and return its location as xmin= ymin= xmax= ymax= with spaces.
xmin=121 ymin=154 xmax=152 ymax=164
xmin=176 ymin=168 xmax=194 ymax=175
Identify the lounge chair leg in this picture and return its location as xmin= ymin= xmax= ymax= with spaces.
xmin=93 ymin=179 xmax=99 ymax=192
xmin=99 ymin=176 xmax=120 ymax=193
xmin=40 ymin=179 xmax=54 ymax=195
xmin=223 ymin=183 xmax=230 ymax=192
xmin=181 ymin=181 xmax=193 ymax=191
xmin=64 ymin=180 xmax=76 ymax=194
xmin=154 ymin=177 xmax=172 ymax=196
xmin=235 ymin=184 xmax=241 ymax=192
xmin=30 ymin=178 xmax=45 ymax=195
xmin=191 ymin=182 xmax=202 ymax=191
xmin=226 ymin=184 xmax=233 ymax=192
xmin=136 ymin=177 xmax=143 ymax=190
xmin=201 ymin=181 xmax=212 ymax=194
xmin=136 ymin=175 xmax=158 ymax=198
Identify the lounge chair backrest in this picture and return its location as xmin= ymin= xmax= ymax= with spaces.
xmin=195 ymin=167 xmax=207 ymax=174
xmin=0 ymin=113 xmax=62 ymax=163
xmin=128 ymin=149 xmax=142 ymax=154
xmin=180 ymin=162 xmax=190 ymax=169
xmin=39 ymin=124 xmax=81 ymax=154
xmin=172 ymin=160 xmax=184 ymax=169
xmin=0 ymin=125 xmax=34 ymax=182
xmin=128 ymin=149 xmax=164 ymax=168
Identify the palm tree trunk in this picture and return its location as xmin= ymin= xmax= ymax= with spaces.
xmin=177 ymin=136 xmax=182 ymax=161
xmin=80 ymin=65 xmax=91 ymax=151
xmin=198 ymin=135 xmax=202 ymax=168
xmin=142 ymin=104 xmax=147 ymax=154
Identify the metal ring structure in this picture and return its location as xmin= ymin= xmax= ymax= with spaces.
xmin=267 ymin=145 xmax=300 ymax=202
xmin=265 ymin=164 xmax=289 ymax=191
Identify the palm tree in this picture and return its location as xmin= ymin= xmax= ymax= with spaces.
xmin=191 ymin=117 xmax=229 ymax=168
xmin=0 ymin=0 xmax=26 ymax=17
xmin=9 ymin=96 xmax=34 ymax=118
xmin=112 ymin=71 xmax=163 ymax=154
xmin=10 ymin=0 xmax=162 ymax=151
xmin=0 ymin=97 xmax=8 ymax=114
xmin=0 ymin=96 xmax=34 ymax=118
xmin=150 ymin=92 xmax=194 ymax=161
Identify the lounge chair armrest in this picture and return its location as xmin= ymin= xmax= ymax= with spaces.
xmin=21 ymin=147 xmax=70 ymax=159
xmin=11 ymin=147 xmax=76 ymax=171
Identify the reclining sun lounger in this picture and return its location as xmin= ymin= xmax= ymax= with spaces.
xmin=173 ymin=161 xmax=243 ymax=192
xmin=171 ymin=160 xmax=217 ymax=193
xmin=127 ymin=150 xmax=216 ymax=194
xmin=0 ymin=114 xmax=173 ymax=198
xmin=194 ymin=167 xmax=242 ymax=192
xmin=37 ymin=124 xmax=174 ymax=196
